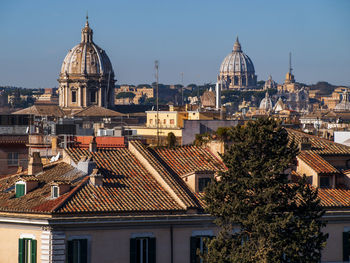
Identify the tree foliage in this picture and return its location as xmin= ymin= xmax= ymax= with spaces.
xmin=115 ymin=92 xmax=136 ymax=99
xmin=204 ymin=118 xmax=328 ymax=263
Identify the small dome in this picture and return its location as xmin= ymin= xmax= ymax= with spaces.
xmin=264 ymin=75 xmax=277 ymax=90
xmin=219 ymin=37 xmax=255 ymax=75
xmin=60 ymin=18 xmax=114 ymax=76
xmin=335 ymin=90 xmax=350 ymax=111
xmin=259 ymin=92 xmax=273 ymax=111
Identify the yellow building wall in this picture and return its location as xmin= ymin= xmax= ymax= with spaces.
xmin=0 ymin=223 xmax=43 ymax=263
xmin=136 ymin=127 xmax=183 ymax=137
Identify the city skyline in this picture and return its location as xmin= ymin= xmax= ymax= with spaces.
xmin=0 ymin=0 xmax=349 ymax=88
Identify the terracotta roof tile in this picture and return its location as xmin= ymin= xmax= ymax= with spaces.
xmin=297 ymin=151 xmax=340 ymax=174
xmin=152 ymin=146 xmax=227 ymax=177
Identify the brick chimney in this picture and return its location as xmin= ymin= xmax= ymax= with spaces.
xmin=28 ymin=152 xmax=43 ymax=175
xmin=89 ymin=136 xmax=97 ymax=153
xmin=299 ymin=136 xmax=312 ymax=151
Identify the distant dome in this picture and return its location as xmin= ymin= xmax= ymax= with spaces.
xmin=60 ymin=19 xmax=114 ymax=76
xmin=335 ymin=90 xmax=350 ymax=111
xmin=264 ymin=75 xmax=277 ymax=90
xmin=259 ymin=92 xmax=273 ymax=111
xmin=218 ymin=37 xmax=257 ymax=90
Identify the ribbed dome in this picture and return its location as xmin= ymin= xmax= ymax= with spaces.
xmin=60 ymin=19 xmax=114 ymax=76
xmin=220 ymin=37 xmax=255 ymax=74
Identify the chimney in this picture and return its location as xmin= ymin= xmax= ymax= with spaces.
xmin=89 ymin=169 xmax=103 ymax=186
xmin=299 ymin=136 xmax=312 ymax=151
xmin=28 ymin=152 xmax=43 ymax=175
xmin=89 ymin=136 xmax=97 ymax=153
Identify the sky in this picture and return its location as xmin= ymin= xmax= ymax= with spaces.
xmin=0 ymin=0 xmax=349 ymax=88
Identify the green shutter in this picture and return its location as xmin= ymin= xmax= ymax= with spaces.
xmin=148 ymin=237 xmax=156 ymax=263
xmin=130 ymin=238 xmax=137 ymax=263
xmin=67 ymin=240 xmax=74 ymax=263
xmin=18 ymin=238 xmax=24 ymax=263
xmin=16 ymin=184 xmax=25 ymax=198
xmin=31 ymin=239 xmax=37 ymax=263
xmin=80 ymin=239 xmax=88 ymax=263
xmin=344 ymin=232 xmax=350 ymax=262
xmin=190 ymin=237 xmax=198 ymax=263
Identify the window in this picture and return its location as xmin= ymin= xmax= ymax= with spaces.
xmin=163 ymin=119 xmax=166 ymax=124
xmin=344 ymin=232 xmax=350 ymax=261
xmin=190 ymin=236 xmax=212 ymax=263
xmin=320 ymin=176 xmax=330 ymax=188
xmin=90 ymin=91 xmax=96 ymax=103
xmin=8 ymin=152 xmax=19 ymax=166
xmin=130 ymin=237 xmax=156 ymax=263
xmin=67 ymin=239 xmax=87 ymax=263
xmin=16 ymin=183 xmax=25 ymax=198
xmin=170 ymin=119 xmax=174 ymax=125
xmin=52 ymin=186 xmax=58 ymax=198
xmin=198 ymin=178 xmax=211 ymax=192
xmin=149 ymin=119 xmax=153 ymax=124
xmin=72 ymin=91 xmax=77 ymax=103
xmin=18 ymin=238 xmax=37 ymax=263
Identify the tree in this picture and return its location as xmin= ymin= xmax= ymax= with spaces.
xmin=204 ymin=118 xmax=328 ymax=263
xmin=115 ymin=92 xmax=136 ymax=99
xmin=166 ymin=132 xmax=176 ymax=147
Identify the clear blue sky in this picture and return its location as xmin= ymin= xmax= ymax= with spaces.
xmin=0 ymin=0 xmax=349 ymax=88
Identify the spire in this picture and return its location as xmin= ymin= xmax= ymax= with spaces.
xmin=233 ymin=36 xmax=242 ymax=52
xmin=81 ymin=14 xmax=93 ymax=43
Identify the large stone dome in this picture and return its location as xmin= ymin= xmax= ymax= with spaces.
xmin=60 ymin=20 xmax=114 ymax=76
xmin=218 ymin=37 xmax=257 ymax=90
xmin=58 ymin=17 xmax=115 ymax=109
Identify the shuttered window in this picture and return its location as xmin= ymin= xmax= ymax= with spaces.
xmin=190 ymin=236 xmax=212 ymax=263
xmin=130 ymin=237 xmax=156 ymax=263
xmin=16 ymin=184 xmax=25 ymax=198
xmin=67 ymin=239 xmax=88 ymax=263
xmin=18 ymin=238 xmax=37 ymax=263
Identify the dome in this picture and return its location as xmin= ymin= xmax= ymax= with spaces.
xmin=264 ymin=75 xmax=277 ymax=90
xmin=219 ymin=37 xmax=255 ymax=75
xmin=218 ymin=37 xmax=257 ymax=89
xmin=60 ymin=19 xmax=114 ymax=76
xmin=335 ymin=90 xmax=350 ymax=111
xmin=259 ymin=92 xmax=273 ymax=111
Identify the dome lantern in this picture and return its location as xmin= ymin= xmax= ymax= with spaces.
xmin=233 ymin=36 xmax=242 ymax=52
xmin=81 ymin=15 xmax=93 ymax=43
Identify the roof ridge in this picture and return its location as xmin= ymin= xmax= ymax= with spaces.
xmin=129 ymin=141 xmax=200 ymax=209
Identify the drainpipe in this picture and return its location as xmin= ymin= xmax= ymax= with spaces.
xmin=170 ymin=224 xmax=174 ymax=263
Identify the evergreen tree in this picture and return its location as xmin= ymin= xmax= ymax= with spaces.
xmin=204 ymin=118 xmax=328 ymax=263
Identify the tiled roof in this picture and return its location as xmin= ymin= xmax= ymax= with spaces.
xmin=12 ymin=105 xmax=65 ymax=117
xmin=0 ymin=135 xmax=28 ymax=144
xmin=74 ymin=136 xmax=126 ymax=148
xmin=287 ymin=128 xmax=350 ymax=155
xmin=318 ymin=188 xmax=350 ymax=207
xmin=128 ymin=141 xmax=200 ymax=209
xmin=0 ymin=162 xmax=84 ymax=213
xmin=73 ymin=105 xmax=125 ymax=117
xmin=61 ymin=147 xmax=184 ymax=213
xmin=297 ymin=151 xmax=339 ymax=174
xmin=151 ymin=146 xmax=226 ymax=177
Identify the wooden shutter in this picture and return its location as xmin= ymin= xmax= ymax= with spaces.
xmin=130 ymin=238 xmax=137 ymax=263
xmin=16 ymin=184 xmax=25 ymax=198
xmin=190 ymin=237 xmax=198 ymax=263
xmin=31 ymin=239 xmax=37 ymax=263
xmin=80 ymin=239 xmax=88 ymax=263
xmin=344 ymin=232 xmax=350 ymax=262
xmin=18 ymin=238 xmax=24 ymax=263
xmin=148 ymin=237 xmax=156 ymax=263
xmin=67 ymin=240 xmax=74 ymax=263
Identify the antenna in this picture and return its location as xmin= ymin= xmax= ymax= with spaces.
xmin=181 ymin=72 xmax=184 ymax=106
xmin=289 ymin=52 xmax=292 ymax=74
xmin=155 ymin=60 xmax=159 ymax=146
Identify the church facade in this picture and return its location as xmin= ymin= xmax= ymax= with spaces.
xmin=58 ymin=17 xmax=115 ymax=110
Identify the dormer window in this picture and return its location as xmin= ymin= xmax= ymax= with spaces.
xmin=52 ymin=185 xmax=59 ymax=198
xmin=182 ymin=171 xmax=215 ymax=193
xmin=15 ymin=182 xmax=25 ymax=198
